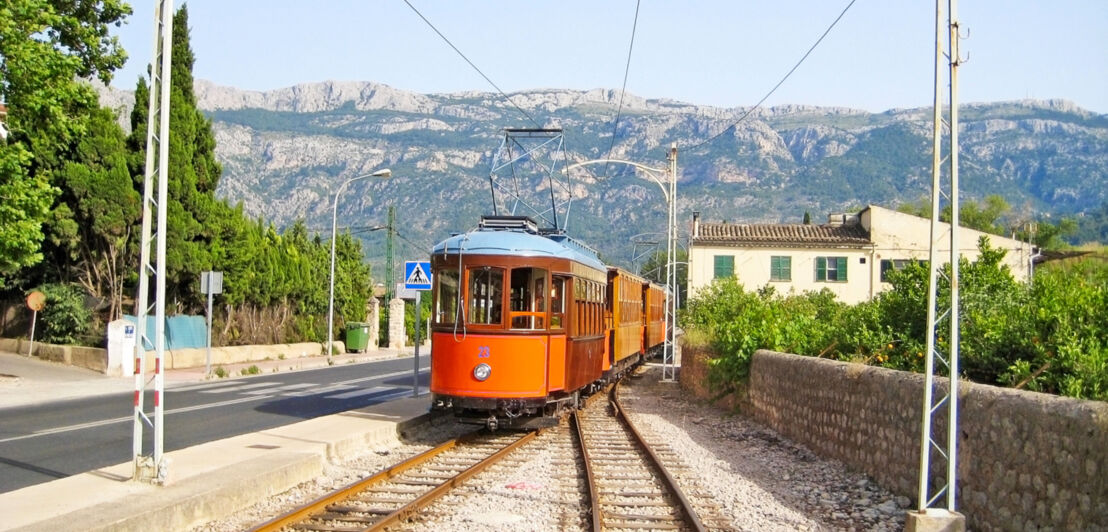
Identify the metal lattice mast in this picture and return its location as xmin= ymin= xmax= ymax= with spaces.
xmin=133 ymin=0 xmax=173 ymax=484
xmin=386 ymin=205 xmax=395 ymax=302
xmin=662 ymin=143 xmax=678 ymax=381
xmin=918 ymin=0 xmax=962 ymax=514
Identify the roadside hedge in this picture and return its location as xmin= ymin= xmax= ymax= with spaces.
xmin=683 ymin=238 xmax=1107 ymax=401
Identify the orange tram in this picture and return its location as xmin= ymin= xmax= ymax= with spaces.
xmin=429 ymin=216 xmax=667 ymax=430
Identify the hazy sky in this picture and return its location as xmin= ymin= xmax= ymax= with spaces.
xmin=110 ymin=0 xmax=1107 ymax=114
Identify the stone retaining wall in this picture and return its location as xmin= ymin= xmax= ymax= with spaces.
xmin=680 ymin=347 xmax=1107 ymax=531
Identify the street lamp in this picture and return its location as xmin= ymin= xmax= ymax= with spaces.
xmin=327 ymin=168 xmax=391 ymax=359
xmin=565 ymin=143 xmax=678 ymax=380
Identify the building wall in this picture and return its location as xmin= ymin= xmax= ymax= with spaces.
xmin=688 ymin=206 xmax=1036 ymax=303
xmin=864 ymin=206 xmax=1033 ymax=286
xmin=689 ymin=244 xmax=874 ymax=303
xmin=679 ymin=348 xmax=1108 ymax=531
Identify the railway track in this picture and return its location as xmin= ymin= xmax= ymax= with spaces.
xmin=248 ymin=429 xmax=535 ymax=531
xmin=249 ymin=374 xmax=730 ymax=531
xmin=573 ymin=380 xmax=732 ymax=531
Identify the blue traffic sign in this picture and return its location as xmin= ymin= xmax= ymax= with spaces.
xmin=404 ymin=261 xmax=432 ymax=290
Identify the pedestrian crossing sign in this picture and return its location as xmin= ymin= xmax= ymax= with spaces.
xmin=404 ymin=261 xmax=432 ymax=290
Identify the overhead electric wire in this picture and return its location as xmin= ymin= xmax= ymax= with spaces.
xmin=402 ymin=0 xmax=541 ymax=128
xmin=600 ymin=0 xmax=642 ymax=180
xmin=683 ymin=0 xmax=858 ymax=151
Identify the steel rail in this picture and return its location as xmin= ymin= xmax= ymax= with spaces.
xmin=368 ymin=429 xmax=540 ymax=530
xmin=612 ymin=381 xmax=709 ymax=532
xmin=571 ymin=410 xmax=602 ymax=532
xmin=249 ymin=432 xmax=473 ymax=531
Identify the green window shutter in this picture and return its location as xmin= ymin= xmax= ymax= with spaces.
xmin=713 ymin=255 xmax=734 ymax=279
xmin=770 ymin=256 xmax=791 ymax=281
xmin=838 ymin=257 xmax=847 ymax=282
xmin=816 ymin=257 xmax=826 ymax=281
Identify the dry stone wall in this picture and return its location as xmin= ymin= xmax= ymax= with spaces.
xmin=681 ymin=347 xmax=1107 ymax=531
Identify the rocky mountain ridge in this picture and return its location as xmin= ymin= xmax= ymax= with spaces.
xmin=97 ymin=80 xmax=1107 ymax=270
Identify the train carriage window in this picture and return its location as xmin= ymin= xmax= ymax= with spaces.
xmin=550 ymin=276 xmax=566 ymax=329
xmin=467 ymin=267 xmax=503 ymax=325
xmin=435 ymin=268 xmax=459 ymax=323
xmin=509 ymin=268 xmax=547 ymax=330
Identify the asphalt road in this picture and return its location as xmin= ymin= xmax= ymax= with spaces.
xmin=0 ymin=358 xmax=429 ymax=493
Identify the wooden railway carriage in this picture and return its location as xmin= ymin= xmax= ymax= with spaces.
xmin=429 ymin=216 xmax=666 ymax=429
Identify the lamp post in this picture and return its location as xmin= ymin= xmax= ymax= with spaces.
xmin=327 ymin=168 xmax=391 ymax=359
xmin=566 ymin=143 xmax=678 ymax=380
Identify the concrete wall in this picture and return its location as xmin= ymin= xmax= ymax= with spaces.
xmin=0 ymin=338 xmax=107 ymax=372
xmin=680 ymin=348 xmax=1107 ymax=531
xmin=1 ymin=337 xmax=326 ymax=374
xmin=864 ymin=205 xmax=1034 ymax=285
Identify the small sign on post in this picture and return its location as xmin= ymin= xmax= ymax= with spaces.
xmin=201 ymin=271 xmax=223 ymax=377
xmin=25 ymin=291 xmax=45 ymax=357
xmin=404 ymin=261 xmax=432 ymax=397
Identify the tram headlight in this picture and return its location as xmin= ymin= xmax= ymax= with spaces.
xmin=473 ymin=363 xmax=492 ymax=381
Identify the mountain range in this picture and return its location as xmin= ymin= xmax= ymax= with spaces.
xmin=98 ymin=80 xmax=1108 ymax=270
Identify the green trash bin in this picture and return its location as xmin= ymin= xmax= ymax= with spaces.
xmin=344 ymin=322 xmax=370 ymax=352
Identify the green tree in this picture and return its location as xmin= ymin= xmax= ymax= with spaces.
xmin=897 ymin=194 xmax=1011 ymax=236
xmin=45 ymin=106 xmax=140 ymax=321
xmin=0 ymin=0 xmax=131 ymax=286
xmin=126 ymin=5 xmax=222 ymax=307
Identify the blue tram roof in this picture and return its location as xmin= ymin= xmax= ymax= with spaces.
xmin=432 ymin=229 xmax=606 ymax=271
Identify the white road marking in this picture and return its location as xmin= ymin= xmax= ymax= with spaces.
xmin=1 ymin=368 xmax=429 ymax=443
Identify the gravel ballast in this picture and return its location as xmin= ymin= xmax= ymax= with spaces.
xmin=195 ymin=365 xmax=907 ymax=531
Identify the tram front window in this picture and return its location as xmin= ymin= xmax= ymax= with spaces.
xmin=468 ymin=267 xmax=503 ymax=325
xmin=510 ymin=267 xmax=547 ymax=330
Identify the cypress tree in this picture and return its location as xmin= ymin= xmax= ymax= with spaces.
xmin=127 ymin=4 xmax=224 ymax=308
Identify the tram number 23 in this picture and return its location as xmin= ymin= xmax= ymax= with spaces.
xmin=477 ymin=346 xmax=490 ymax=358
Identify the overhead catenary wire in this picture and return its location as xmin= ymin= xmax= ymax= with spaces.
xmin=600 ymin=0 xmax=642 ymax=181
xmin=683 ymin=0 xmax=858 ymax=151
xmin=402 ymin=0 xmax=541 ymax=128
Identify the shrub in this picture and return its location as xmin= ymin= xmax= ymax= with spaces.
xmin=35 ymin=283 xmax=95 ymax=346
xmin=682 ymin=239 xmax=1107 ymax=401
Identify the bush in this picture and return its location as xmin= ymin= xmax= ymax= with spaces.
xmin=35 ymin=283 xmax=95 ymax=346
xmin=683 ymin=239 xmax=1108 ymax=401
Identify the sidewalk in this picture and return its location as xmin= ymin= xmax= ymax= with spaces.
xmin=0 ymin=345 xmax=436 ymax=531
xmin=0 ymin=344 xmax=424 ymax=409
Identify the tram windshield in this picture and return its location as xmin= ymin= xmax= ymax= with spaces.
xmin=434 ymin=268 xmax=459 ymax=323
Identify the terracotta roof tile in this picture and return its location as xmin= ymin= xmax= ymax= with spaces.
xmin=694 ymin=222 xmax=870 ymax=247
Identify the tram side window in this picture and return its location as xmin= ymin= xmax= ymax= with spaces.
xmin=468 ymin=267 xmax=503 ymax=325
xmin=509 ymin=267 xmax=547 ymax=330
xmin=573 ymin=280 xmax=602 ymax=336
xmin=435 ymin=268 xmax=459 ymax=324
xmin=550 ymin=276 xmax=566 ymax=329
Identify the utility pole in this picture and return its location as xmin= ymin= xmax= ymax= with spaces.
xmin=911 ymin=0 xmax=966 ymax=528
xmin=662 ymin=143 xmax=678 ymax=382
xmin=133 ymin=0 xmax=173 ymax=484
xmin=384 ymin=206 xmax=395 ymax=346
xmin=386 ymin=206 xmax=395 ymax=302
